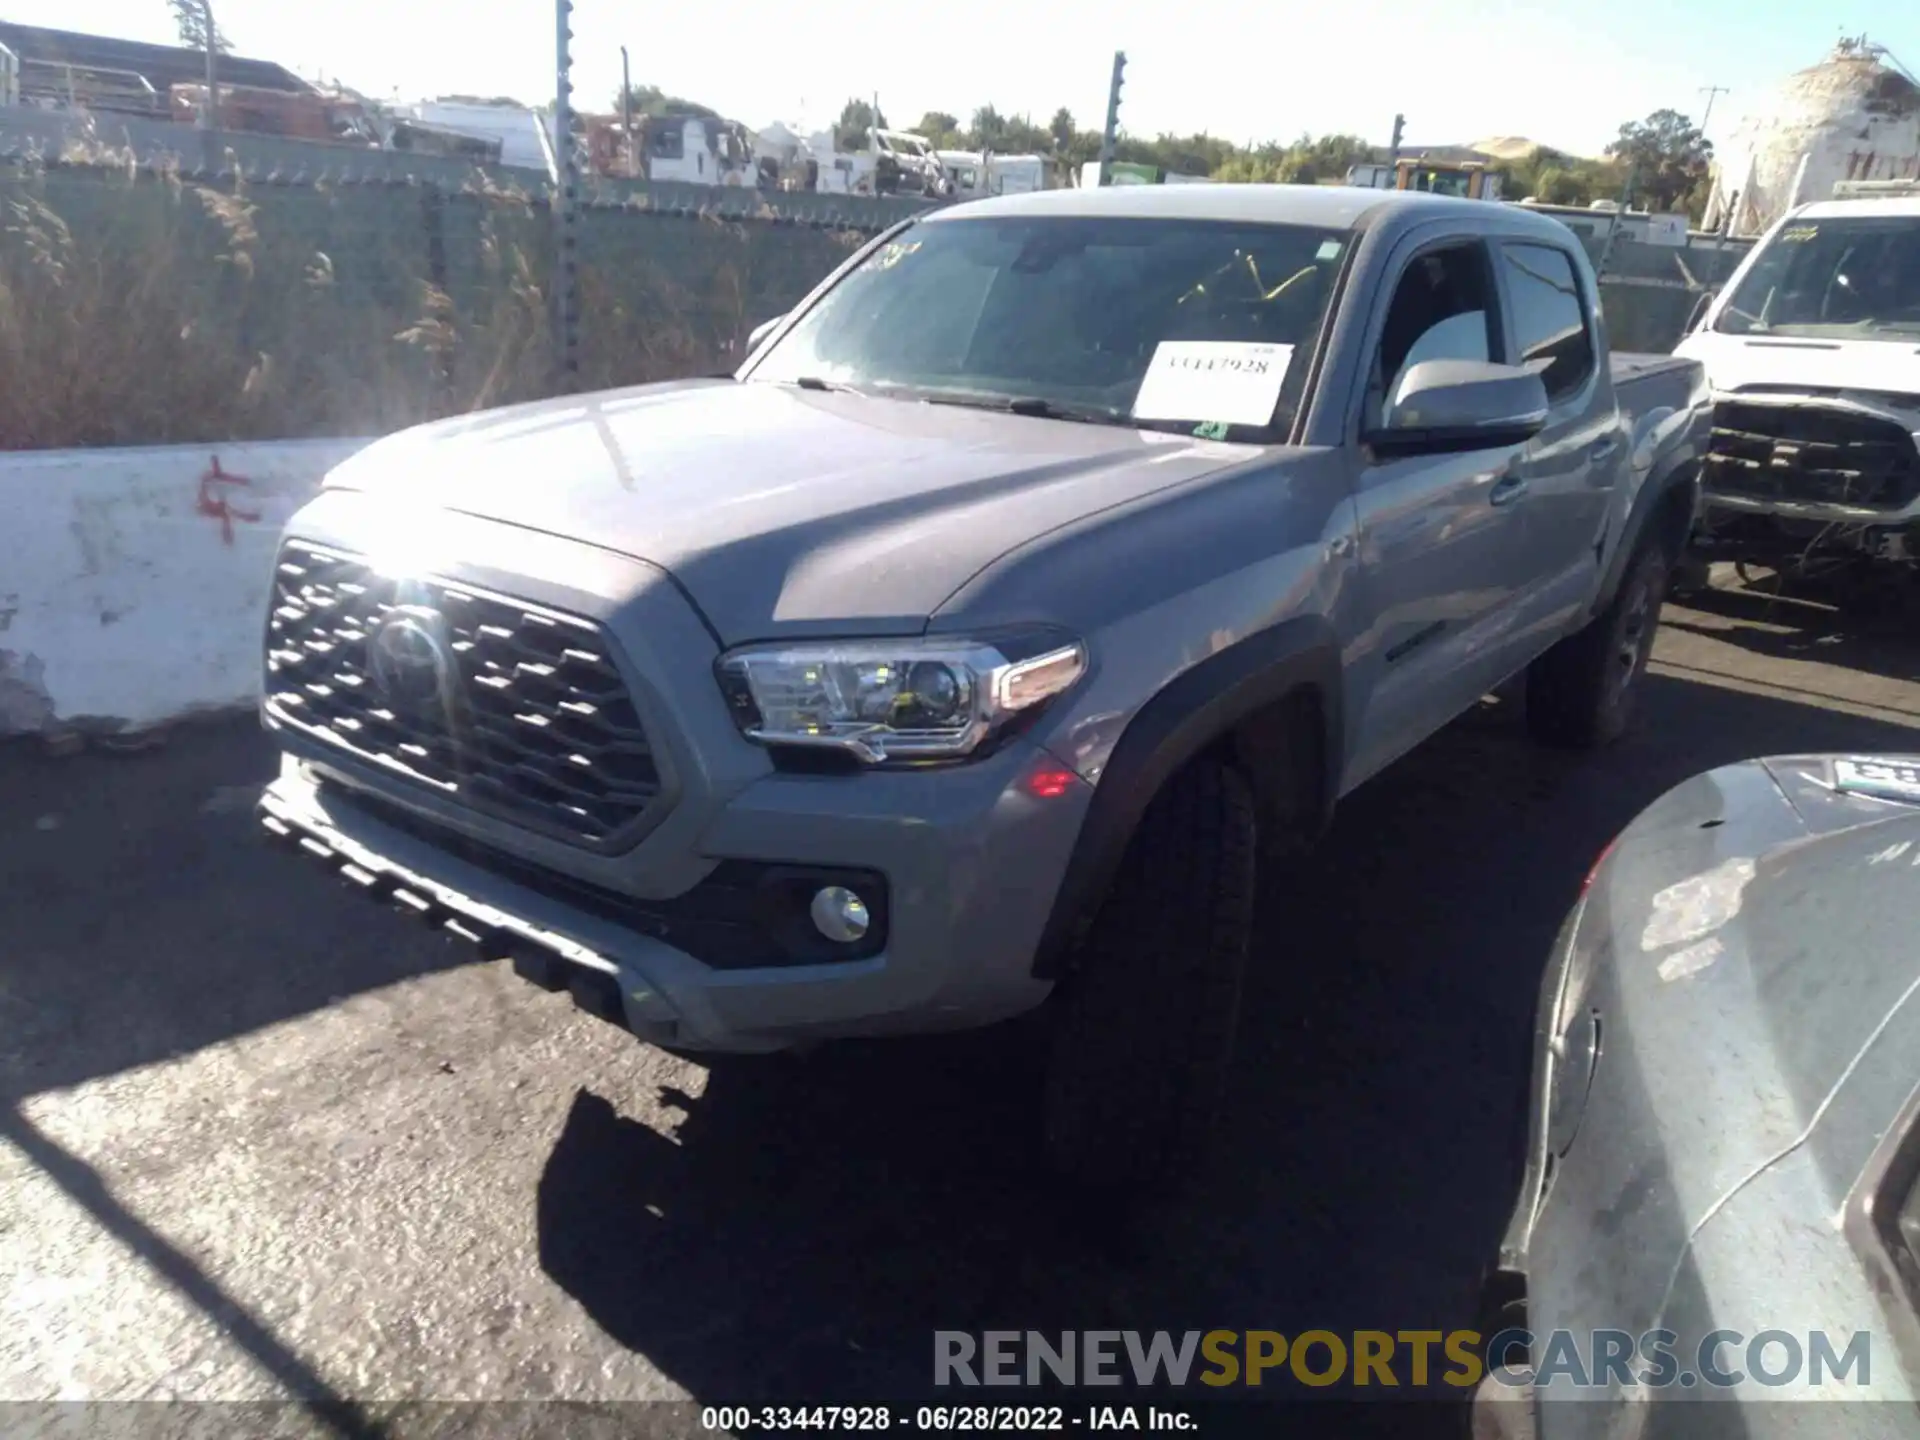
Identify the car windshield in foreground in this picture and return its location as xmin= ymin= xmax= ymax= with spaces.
xmin=1716 ymin=215 xmax=1920 ymax=340
xmin=749 ymin=214 xmax=1352 ymax=438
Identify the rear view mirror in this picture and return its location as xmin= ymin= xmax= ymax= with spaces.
xmin=1367 ymin=360 xmax=1550 ymax=457
xmin=748 ymin=313 xmax=789 ymax=353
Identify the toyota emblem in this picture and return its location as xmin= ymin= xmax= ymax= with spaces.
xmin=368 ymin=606 xmax=455 ymax=714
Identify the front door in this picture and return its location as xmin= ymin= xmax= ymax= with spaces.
xmin=1344 ymin=239 xmax=1535 ymax=789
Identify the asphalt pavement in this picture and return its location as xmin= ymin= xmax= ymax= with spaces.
xmin=5 ymin=576 xmax=1920 ymax=1429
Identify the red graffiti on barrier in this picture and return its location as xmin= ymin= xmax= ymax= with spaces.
xmin=197 ymin=456 xmax=262 ymax=546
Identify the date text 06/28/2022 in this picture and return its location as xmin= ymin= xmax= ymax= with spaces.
xmin=699 ymin=1406 xmax=1196 ymax=1432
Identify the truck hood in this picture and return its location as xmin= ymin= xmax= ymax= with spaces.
xmin=1675 ymin=330 xmax=1920 ymax=402
xmin=322 ymin=379 xmax=1258 ymax=642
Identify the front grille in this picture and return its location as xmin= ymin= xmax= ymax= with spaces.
xmin=1704 ymin=400 xmax=1920 ymax=513
xmin=265 ymin=541 xmax=661 ymax=849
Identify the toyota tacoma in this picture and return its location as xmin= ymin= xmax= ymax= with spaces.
xmin=257 ymin=185 xmax=1709 ymax=1189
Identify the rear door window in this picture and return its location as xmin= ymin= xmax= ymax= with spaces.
xmin=1499 ymin=243 xmax=1595 ymax=402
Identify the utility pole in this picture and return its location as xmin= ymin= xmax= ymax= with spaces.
xmin=1097 ymin=51 xmax=1126 ymax=187
xmin=1387 ymin=112 xmax=1405 ymax=183
xmin=551 ymin=0 xmax=580 ymax=387
xmin=620 ymin=45 xmax=635 ymax=177
xmin=199 ymin=0 xmax=218 ymax=131
xmin=1699 ymin=85 xmax=1729 ymax=134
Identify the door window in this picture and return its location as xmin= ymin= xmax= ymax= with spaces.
xmin=1371 ymin=244 xmax=1499 ymax=423
xmin=1500 ymin=243 xmax=1595 ymax=401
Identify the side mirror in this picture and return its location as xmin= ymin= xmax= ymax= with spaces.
xmin=748 ymin=313 xmax=789 ymax=353
xmin=1367 ymin=360 xmax=1550 ymax=457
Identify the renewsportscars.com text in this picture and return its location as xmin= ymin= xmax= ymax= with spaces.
xmin=933 ymin=1329 xmax=1874 ymax=1392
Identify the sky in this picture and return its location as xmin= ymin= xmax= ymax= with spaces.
xmin=10 ymin=0 xmax=1916 ymax=158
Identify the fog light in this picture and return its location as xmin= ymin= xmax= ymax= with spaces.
xmin=810 ymin=885 xmax=870 ymax=943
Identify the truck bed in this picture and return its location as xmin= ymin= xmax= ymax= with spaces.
xmin=1611 ymin=351 xmax=1705 ymax=419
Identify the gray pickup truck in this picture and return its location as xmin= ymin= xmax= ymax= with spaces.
xmin=257 ymin=185 xmax=1709 ymax=1190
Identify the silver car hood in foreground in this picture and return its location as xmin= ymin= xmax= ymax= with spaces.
xmin=320 ymin=379 xmax=1263 ymax=642
xmin=1524 ymin=753 xmax=1920 ymax=1416
xmin=1591 ymin=752 xmax=1920 ymax=1208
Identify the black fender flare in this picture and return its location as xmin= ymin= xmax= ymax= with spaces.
xmin=1031 ymin=614 xmax=1344 ymax=979
xmin=1594 ymin=440 xmax=1702 ymax=617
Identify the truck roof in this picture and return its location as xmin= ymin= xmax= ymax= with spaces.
xmin=921 ymin=181 xmax=1582 ymax=247
xmin=925 ymin=182 xmax=1579 ymax=244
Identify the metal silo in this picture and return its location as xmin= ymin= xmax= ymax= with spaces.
xmin=1703 ymin=38 xmax=1920 ymax=237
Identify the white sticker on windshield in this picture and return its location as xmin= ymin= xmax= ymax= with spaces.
xmin=1131 ymin=341 xmax=1294 ymax=427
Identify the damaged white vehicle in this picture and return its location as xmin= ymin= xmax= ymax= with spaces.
xmin=1677 ymin=186 xmax=1920 ymax=592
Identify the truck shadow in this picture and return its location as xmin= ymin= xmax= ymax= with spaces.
xmin=1666 ymin=579 xmax=1920 ymax=689
xmin=536 ymin=666 xmax=1920 ymax=1409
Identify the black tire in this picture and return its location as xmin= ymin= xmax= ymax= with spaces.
xmin=1525 ymin=538 xmax=1670 ymax=749
xmin=1041 ymin=756 xmax=1257 ymax=1194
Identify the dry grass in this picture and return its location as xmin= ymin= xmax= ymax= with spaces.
xmin=0 ymin=154 xmax=859 ymax=450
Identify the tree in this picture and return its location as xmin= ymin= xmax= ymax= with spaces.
xmin=167 ymin=0 xmax=231 ymax=53
xmin=1048 ymin=108 xmax=1076 ymax=154
xmin=614 ymin=82 xmax=664 ymax=115
xmin=834 ymin=98 xmax=886 ymax=151
xmin=998 ymin=115 xmax=1052 ymax=154
xmin=968 ymin=104 xmax=1007 ymax=150
xmin=1059 ymin=128 xmax=1103 ymax=166
xmin=913 ymin=111 xmax=961 ymax=145
xmin=613 ymin=83 xmax=716 ymax=120
xmin=1606 ymin=110 xmax=1713 ymax=214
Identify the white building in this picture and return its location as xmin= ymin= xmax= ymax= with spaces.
xmin=1703 ymin=38 xmax=1920 ymax=238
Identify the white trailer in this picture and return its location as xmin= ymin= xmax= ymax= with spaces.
xmin=936 ymin=150 xmax=1047 ymax=196
xmin=400 ymin=99 xmax=551 ymax=174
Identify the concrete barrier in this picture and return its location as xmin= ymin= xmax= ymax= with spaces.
xmin=1 ymin=439 xmax=372 ymax=737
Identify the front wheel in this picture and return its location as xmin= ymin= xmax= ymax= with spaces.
xmin=1041 ymin=757 xmax=1258 ymax=1195
xmin=1526 ymin=539 xmax=1670 ymax=749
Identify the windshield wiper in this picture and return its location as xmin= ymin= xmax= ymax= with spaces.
xmin=790 ymin=375 xmax=862 ymax=393
xmin=918 ymin=391 xmax=1136 ymax=427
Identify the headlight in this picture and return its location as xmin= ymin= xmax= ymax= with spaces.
xmin=715 ymin=632 xmax=1088 ymax=765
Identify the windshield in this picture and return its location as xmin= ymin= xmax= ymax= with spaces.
xmin=748 ymin=215 xmax=1351 ymax=436
xmin=1716 ymin=215 xmax=1920 ymax=340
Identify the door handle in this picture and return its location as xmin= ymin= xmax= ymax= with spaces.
xmin=1589 ymin=437 xmax=1621 ymax=463
xmin=1489 ymin=474 xmax=1530 ymax=507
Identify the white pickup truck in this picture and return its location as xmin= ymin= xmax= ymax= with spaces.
xmin=1676 ymin=184 xmax=1920 ymax=585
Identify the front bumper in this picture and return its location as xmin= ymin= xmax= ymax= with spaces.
xmin=258 ymin=494 xmax=1095 ymax=1053
xmin=1699 ymin=391 xmax=1920 ymax=527
xmin=261 ymin=739 xmax=1089 ymax=1054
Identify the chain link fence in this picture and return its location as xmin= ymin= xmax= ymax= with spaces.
xmin=0 ymin=109 xmax=1751 ymax=450
xmin=1585 ymin=235 xmax=1751 ymax=353
xmin=0 ymin=114 xmax=912 ymax=449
